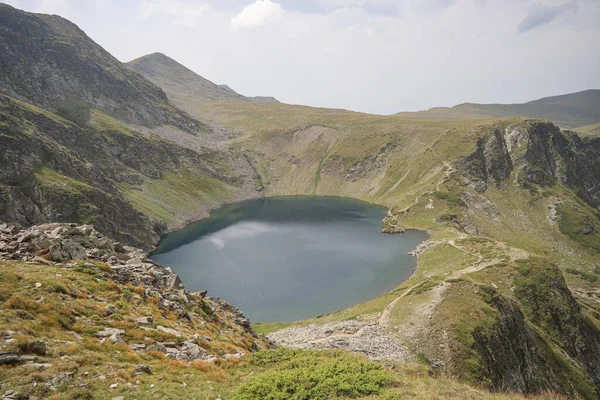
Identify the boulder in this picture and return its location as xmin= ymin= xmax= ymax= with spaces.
xmin=105 ymin=305 xmax=120 ymax=315
xmin=157 ymin=326 xmax=181 ymax=337
xmin=109 ymin=333 xmax=125 ymax=344
xmin=134 ymin=316 xmax=153 ymax=325
xmin=0 ymin=353 xmax=21 ymax=365
xmin=19 ymin=340 xmax=46 ymax=356
xmin=95 ymin=328 xmax=125 ymax=338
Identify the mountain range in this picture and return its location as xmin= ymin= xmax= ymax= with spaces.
xmin=0 ymin=3 xmax=599 ymax=399
xmin=397 ymin=89 xmax=600 ymax=129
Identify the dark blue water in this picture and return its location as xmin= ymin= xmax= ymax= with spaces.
xmin=151 ymin=196 xmax=427 ymax=322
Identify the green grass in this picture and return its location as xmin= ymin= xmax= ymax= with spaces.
xmin=556 ymin=202 xmax=600 ymax=252
xmin=34 ymin=167 xmax=93 ymax=196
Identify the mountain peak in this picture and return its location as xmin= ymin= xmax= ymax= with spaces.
xmin=126 ymin=53 xmax=278 ymax=110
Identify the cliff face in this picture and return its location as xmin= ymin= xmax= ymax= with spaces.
xmin=0 ymin=95 xmax=236 ymax=248
xmin=452 ymin=123 xmax=600 ymax=398
xmin=0 ymin=4 xmax=201 ymax=133
xmin=460 ymin=121 xmax=600 ymax=212
xmin=469 ymin=261 xmax=600 ymax=399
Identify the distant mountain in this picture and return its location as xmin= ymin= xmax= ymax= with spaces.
xmin=397 ymin=89 xmax=600 ymax=129
xmin=126 ymin=53 xmax=278 ymax=113
xmin=0 ymin=4 xmax=200 ymax=133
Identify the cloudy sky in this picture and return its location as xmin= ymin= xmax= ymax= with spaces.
xmin=4 ymin=0 xmax=600 ymax=114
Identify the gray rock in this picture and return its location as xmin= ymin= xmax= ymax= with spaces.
xmin=135 ymin=364 xmax=152 ymax=374
xmin=109 ymin=333 xmax=125 ymax=344
xmin=134 ymin=316 xmax=153 ymax=325
xmin=23 ymin=363 xmax=52 ymax=370
xmin=149 ymin=343 xmax=167 ymax=353
xmin=157 ymin=326 xmax=181 ymax=337
xmin=19 ymin=340 xmax=46 ymax=355
xmin=46 ymin=372 xmax=74 ymax=387
xmin=0 ymin=353 xmax=21 ymax=365
xmin=95 ymin=328 xmax=125 ymax=338
xmin=105 ymin=305 xmax=120 ymax=315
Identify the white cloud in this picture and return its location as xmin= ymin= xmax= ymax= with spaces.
xmin=35 ymin=0 xmax=72 ymax=14
xmin=231 ymin=0 xmax=284 ymax=30
xmin=137 ymin=0 xmax=210 ymax=27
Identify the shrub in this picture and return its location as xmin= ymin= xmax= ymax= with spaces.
xmin=234 ymin=349 xmax=398 ymax=400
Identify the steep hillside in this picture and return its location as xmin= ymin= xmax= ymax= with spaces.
xmin=127 ymin=53 xmax=278 ymax=115
xmin=0 ymin=94 xmax=250 ymax=248
xmin=0 ymin=5 xmax=263 ymax=247
xmin=396 ymin=89 xmax=600 ymax=129
xmin=0 ymin=4 xmax=201 ymax=133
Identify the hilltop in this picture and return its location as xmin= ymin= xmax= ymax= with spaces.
xmin=127 ymin=53 xmax=278 ymax=115
xmin=396 ymin=89 xmax=600 ymax=129
xmin=0 ymin=3 xmax=599 ymax=399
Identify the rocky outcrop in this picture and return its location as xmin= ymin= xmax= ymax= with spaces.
xmin=460 ymin=121 xmax=600 ymax=211
xmin=0 ymin=222 xmax=259 ymax=339
xmin=461 ymin=260 xmax=600 ymax=399
xmin=0 ymin=4 xmax=202 ymax=133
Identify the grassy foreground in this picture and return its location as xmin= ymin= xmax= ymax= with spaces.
xmin=0 ymin=260 xmax=570 ymax=400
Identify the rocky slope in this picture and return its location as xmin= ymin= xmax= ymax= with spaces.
xmin=0 ymin=223 xmax=270 ymax=398
xmin=0 ymin=94 xmax=244 ymax=248
xmin=0 ymin=4 xmax=201 ymax=133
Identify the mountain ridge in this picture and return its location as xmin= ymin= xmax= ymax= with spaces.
xmin=126 ymin=52 xmax=279 ymax=113
xmin=396 ymin=89 xmax=600 ymax=129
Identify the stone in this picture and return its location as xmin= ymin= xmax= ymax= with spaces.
xmin=19 ymin=355 xmax=37 ymax=362
xmin=149 ymin=343 xmax=167 ymax=353
xmin=19 ymin=340 xmax=46 ymax=355
xmin=109 ymin=333 xmax=125 ymax=344
xmin=23 ymin=363 xmax=52 ymax=370
xmin=46 ymin=372 xmax=74 ymax=387
xmin=0 ymin=353 xmax=21 ymax=365
xmin=157 ymin=326 xmax=181 ymax=337
xmin=109 ymin=383 xmax=118 ymax=389
xmin=183 ymin=342 xmax=205 ymax=359
xmin=105 ymin=305 xmax=120 ymax=315
xmin=135 ymin=364 xmax=152 ymax=374
xmin=112 ymin=397 xmax=125 ymax=400
xmin=173 ymin=352 xmax=192 ymax=362
xmin=134 ymin=316 xmax=153 ymax=325
xmin=95 ymin=328 xmax=125 ymax=338
xmin=69 ymin=331 xmax=83 ymax=340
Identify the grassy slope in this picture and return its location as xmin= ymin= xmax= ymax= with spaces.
xmin=574 ymin=123 xmax=600 ymax=137
xmin=0 ymin=260 xmax=568 ymax=400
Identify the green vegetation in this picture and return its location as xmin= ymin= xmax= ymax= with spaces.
xmin=233 ymin=349 xmax=397 ymax=399
xmin=34 ymin=167 xmax=93 ymax=196
xmin=556 ymin=202 xmax=600 ymax=251
xmin=0 ymin=259 xmax=568 ymax=400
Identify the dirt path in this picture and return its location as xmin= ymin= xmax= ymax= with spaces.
xmin=268 ymin=235 xmax=530 ymax=362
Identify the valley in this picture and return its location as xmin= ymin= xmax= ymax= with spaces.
xmin=0 ymin=3 xmax=599 ymax=399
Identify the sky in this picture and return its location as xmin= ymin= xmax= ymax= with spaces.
xmin=4 ymin=0 xmax=600 ymax=114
